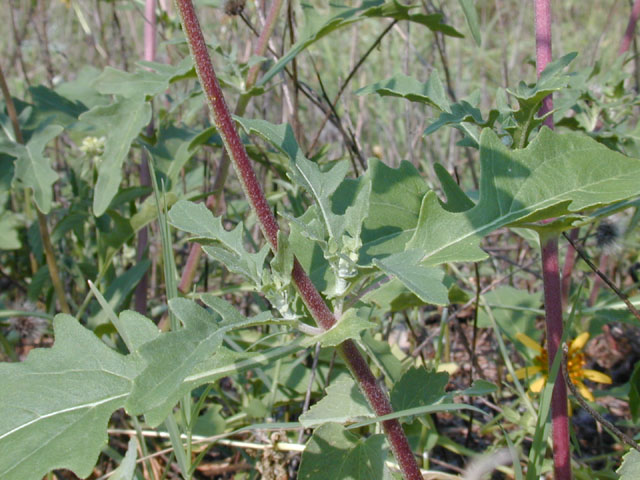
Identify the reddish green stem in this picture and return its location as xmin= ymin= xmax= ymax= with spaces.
xmin=535 ymin=1 xmax=571 ymax=478
xmin=620 ymin=0 xmax=640 ymax=55
xmin=541 ymin=235 xmax=571 ymax=480
xmin=174 ymin=1 xmax=422 ymax=478
xmin=178 ymin=0 xmax=284 ymax=293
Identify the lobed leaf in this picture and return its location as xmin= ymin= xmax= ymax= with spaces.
xmin=12 ymin=123 xmax=63 ymax=214
xmin=80 ymin=97 xmax=151 ymax=216
xmin=355 ymin=71 xmax=449 ymax=111
xmin=408 ymin=128 xmax=640 ymax=266
xmin=168 ymin=199 xmax=269 ymax=285
xmin=0 ymin=315 xmax=142 ymax=480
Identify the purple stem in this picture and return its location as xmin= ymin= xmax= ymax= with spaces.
xmin=178 ymin=0 xmax=284 ymax=294
xmin=535 ymin=0 xmax=553 ymax=128
xmin=174 ymin=1 xmax=422 ymax=478
xmin=541 ymin=236 xmax=572 ymax=479
xmin=620 ymin=0 xmax=640 ymax=55
xmin=535 ymin=1 xmax=571 ymax=478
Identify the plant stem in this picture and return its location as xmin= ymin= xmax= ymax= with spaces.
xmin=535 ymin=0 xmax=553 ymax=128
xmin=178 ymin=0 xmax=284 ymax=293
xmin=0 ymin=63 xmax=70 ymax=314
xmin=620 ymin=0 xmax=640 ymax=55
xmin=535 ymin=1 xmax=571 ymax=478
xmin=173 ymin=2 xmax=422 ymax=478
xmin=540 ymin=234 xmax=571 ymax=479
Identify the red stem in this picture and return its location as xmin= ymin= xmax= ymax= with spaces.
xmin=174 ymin=1 xmax=422 ymax=478
xmin=535 ymin=0 xmax=553 ymax=128
xmin=541 ymin=237 xmax=572 ymax=480
xmin=178 ymin=0 xmax=284 ymax=294
xmin=535 ymin=1 xmax=571 ymax=478
xmin=620 ymin=0 xmax=640 ymax=55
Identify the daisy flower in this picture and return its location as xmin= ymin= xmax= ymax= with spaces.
xmin=509 ymin=332 xmax=612 ymax=401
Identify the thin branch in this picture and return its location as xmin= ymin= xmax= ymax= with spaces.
xmin=562 ymin=231 xmax=640 ymax=322
xmin=561 ymin=343 xmax=640 ymax=452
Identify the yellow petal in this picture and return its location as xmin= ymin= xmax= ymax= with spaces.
xmin=576 ymin=380 xmax=595 ymax=402
xmin=516 ymin=333 xmax=544 ymax=353
xmin=569 ymin=332 xmax=590 ymax=354
xmin=581 ymin=369 xmax=612 ymax=384
xmin=530 ymin=376 xmax=546 ymax=393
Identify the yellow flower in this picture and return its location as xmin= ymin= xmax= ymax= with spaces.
xmin=508 ymin=332 xmax=612 ymax=401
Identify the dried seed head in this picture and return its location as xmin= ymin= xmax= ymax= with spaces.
xmin=595 ymin=220 xmax=619 ymax=250
xmin=224 ymin=0 xmax=245 ymax=16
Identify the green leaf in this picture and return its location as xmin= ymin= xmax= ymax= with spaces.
xmin=149 ymin=124 xmax=202 ymax=181
xmin=458 ymin=0 xmax=481 ymax=45
xmin=0 ymin=315 xmax=141 ymax=480
xmin=125 ymin=298 xmax=225 ymax=426
xmin=433 ymin=163 xmax=475 ymax=212
xmin=80 ymin=96 xmax=151 ymax=216
xmin=355 ymin=71 xmax=449 ymax=111
xmin=617 ymin=449 xmax=640 ymax=480
xmin=95 ymin=57 xmax=194 ymax=99
xmin=408 ymin=128 xmax=640 ymax=266
xmin=127 ymin=296 xmax=285 ymax=426
xmin=200 ymin=294 xmax=282 ymax=328
xmin=458 ymin=379 xmax=497 ymax=396
xmin=373 ymin=250 xmax=448 ymax=305
xmin=361 ymin=1 xmax=463 ymax=38
xmin=301 ymin=308 xmax=376 ymax=347
xmin=235 ymin=117 xmax=350 ymax=240
xmin=361 ymin=332 xmax=405 ymax=382
xmin=300 ymin=377 xmax=374 ymax=428
xmin=117 ymin=310 xmax=160 ymax=353
xmin=360 ymin=159 xmax=429 ymax=263
xmin=507 ymin=53 xmax=577 ymax=147
xmin=12 ymin=124 xmax=63 ymax=213
xmin=298 ymin=423 xmax=390 ymax=480
xmin=0 ymin=211 xmax=21 ymax=249
xmin=109 ymin=437 xmax=138 ymax=480
xmin=425 ymin=100 xmax=499 ymax=143
xmin=168 ymin=200 xmax=268 ymax=285
xmin=390 ymin=367 xmax=448 ymax=411
xmin=95 ymin=68 xmax=169 ymax=99
xmin=29 ymin=85 xmax=87 ymax=127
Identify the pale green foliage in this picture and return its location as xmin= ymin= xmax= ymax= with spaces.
xmin=12 ymin=124 xmax=63 ymax=214
xmin=408 ymin=127 xmax=640 ymax=265
xmin=617 ymin=450 xmax=640 ymax=480
xmin=300 ymin=377 xmax=374 ymax=427
xmin=0 ymin=315 xmax=142 ymax=480
xmin=298 ymin=423 xmax=391 ymax=480
xmin=79 ymin=97 xmax=152 ymax=216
